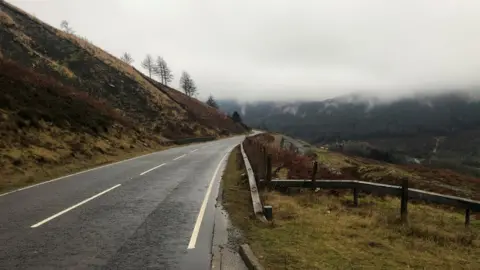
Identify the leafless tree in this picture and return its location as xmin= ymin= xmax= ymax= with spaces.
xmin=180 ymin=71 xmax=197 ymax=97
xmin=141 ymin=54 xmax=155 ymax=78
xmin=60 ymin=20 xmax=75 ymax=34
xmin=154 ymin=56 xmax=173 ymax=85
xmin=206 ymin=95 xmax=219 ymax=109
xmin=121 ymin=52 xmax=134 ymax=65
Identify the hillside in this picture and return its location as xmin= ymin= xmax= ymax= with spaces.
xmin=0 ymin=1 xmax=245 ymax=139
xmin=219 ymin=93 xmax=480 ymax=176
xmin=0 ymin=58 xmax=165 ymax=191
xmin=141 ymin=74 xmax=247 ymax=136
xmin=0 ymin=1 xmax=246 ymax=192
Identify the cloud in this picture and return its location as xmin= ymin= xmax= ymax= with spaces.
xmin=10 ymin=0 xmax=480 ymax=102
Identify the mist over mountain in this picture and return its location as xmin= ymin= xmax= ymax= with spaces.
xmin=219 ymin=90 xmax=480 ymax=175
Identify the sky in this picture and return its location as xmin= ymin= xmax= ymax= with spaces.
xmin=9 ymin=0 xmax=480 ymax=102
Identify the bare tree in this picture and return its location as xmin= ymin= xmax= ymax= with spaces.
xmin=206 ymin=95 xmax=219 ymax=109
xmin=60 ymin=20 xmax=75 ymax=34
xmin=154 ymin=56 xmax=174 ymax=85
xmin=120 ymin=52 xmax=134 ymax=65
xmin=180 ymin=71 xmax=197 ymax=97
xmin=141 ymin=54 xmax=155 ymax=78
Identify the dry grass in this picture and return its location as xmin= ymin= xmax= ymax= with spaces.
xmin=316 ymin=149 xmax=352 ymax=170
xmin=0 ymin=11 xmax=16 ymax=26
xmin=0 ymin=59 xmax=168 ymax=193
xmin=0 ymin=125 xmax=167 ymax=193
xmin=222 ymin=148 xmax=480 ymax=270
xmin=47 ymin=59 xmax=76 ymax=79
xmin=54 ymin=30 xmax=180 ymax=110
xmin=1 ymin=1 xmax=247 ymax=141
xmin=315 ymin=149 xmax=479 ymax=200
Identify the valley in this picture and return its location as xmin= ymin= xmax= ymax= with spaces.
xmin=219 ymin=93 xmax=480 ymax=177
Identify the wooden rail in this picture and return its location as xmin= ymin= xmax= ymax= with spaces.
xmin=263 ymin=179 xmax=480 ymax=212
xmin=263 ymin=179 xmax=480 ymax=225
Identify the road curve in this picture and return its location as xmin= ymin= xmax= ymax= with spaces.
xmin=0 ymin=136 xmax=245 ymax=269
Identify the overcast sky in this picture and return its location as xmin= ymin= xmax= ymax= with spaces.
xmin=9 ymin=0 xmax=480 ymax=102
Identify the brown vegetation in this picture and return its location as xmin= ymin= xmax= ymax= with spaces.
xmin=0 ymin=1 xmax=246 ymax=140
xmin=143 ymin=75 xmax=247 ymax=136
xmin=0 ymin=57 xmax=165 ymax=193
xmin=222 ymin=146 xmax=480 ymax=270
xmin=0 ymin=1 xmax=248 ymax=191
xmin=245 ymin=134 xmax=480 ymax=201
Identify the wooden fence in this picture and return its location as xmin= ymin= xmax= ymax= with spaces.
xmin=242 ymin=138 xmax=480 ymax=227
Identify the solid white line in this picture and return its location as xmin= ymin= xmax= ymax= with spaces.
xmin=139 ymin=163 xmax=166 ymax=176
xmin=173 ymin=154 xmax=186 ymax=161
xmin=30 ymin=184 xmax=121 ymax=228
xmin=190 ymin=149 xmax=198 ymax=153
xmin=0 ymin=150 xmax=163 ymax=198
xmin=187 ymin=150 xmax=231 ymax=250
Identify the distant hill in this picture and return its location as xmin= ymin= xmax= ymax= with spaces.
xmin=219 ymin=92 xmax=480 ymax=176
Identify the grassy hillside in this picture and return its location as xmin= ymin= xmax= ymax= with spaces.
xmin=0 ymin=58 xmax=166 ymax=192
xmin=0 ymin=1 xmax=246 ymax=192
xmin=0 ymin=1 xmax=245 ymax=139
xmin=141 ymin=75 xmax=248 ymax=136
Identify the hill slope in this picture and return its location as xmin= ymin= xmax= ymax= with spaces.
xmin=0 ymin=1 xmax=246 ymax=192
xmin=0 ymin=1 xmax=245 ymax=139
xmin=0 ymin=58 xmax=166 ymax=191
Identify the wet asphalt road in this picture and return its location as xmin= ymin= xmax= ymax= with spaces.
xmin=0 ymin=136 xmax=245 ymax=269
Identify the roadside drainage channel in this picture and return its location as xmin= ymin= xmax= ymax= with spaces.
xmin=211 ymin=181 xmax=248 ymax=270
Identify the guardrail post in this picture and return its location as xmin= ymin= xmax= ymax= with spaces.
xmin=311 ymin=161 xmax=318 ymax=190
xmin=264 ymin=205 xmax=273 ymax=221
xmin=401 ymin=179 xmax=409 ymax=224
xmin=266 ymin=154 xmax=272 ymax=186
xmin=353 ymin=188 xmax=359 ymax=206
xmin=465 ymin=208 xmax=471 ymax=227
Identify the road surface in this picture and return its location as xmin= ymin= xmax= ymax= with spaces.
xmin=0 ymin=136 xmax=245 ymax=269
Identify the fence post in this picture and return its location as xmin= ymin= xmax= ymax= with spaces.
xmin=265 ymin=154 xmax=272 ymax=187
xmin=401 ymin=179 xmax=409 ymax=224
xmin=353 ymin=188 xmax=359 ymax=207
xmin=311 ymin=161 xmax=318 ymax=190
xmin=465 ymin=208 xmax=471 ymax=227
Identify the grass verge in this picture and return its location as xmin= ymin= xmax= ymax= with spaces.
xmin=0 ymin=141 xmax=166 ymax=194
xmin=222 ymin=147 xmax=480 ymax=269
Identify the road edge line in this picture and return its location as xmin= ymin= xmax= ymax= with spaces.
xmin=187 ymin=150 xmax=231 ymax=249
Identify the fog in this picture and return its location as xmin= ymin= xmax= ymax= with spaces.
xmin=10 ymin=0 xmax=480 ymax=102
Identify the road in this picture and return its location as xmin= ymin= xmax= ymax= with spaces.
xmin=0 ymin=136 xmax=245 ymax=269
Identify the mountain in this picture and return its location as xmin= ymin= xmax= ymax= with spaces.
xmin=0 ymin=1 xmax=246 ymax=191
xmin=219 ymin=92 xmax=480 ymax=176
